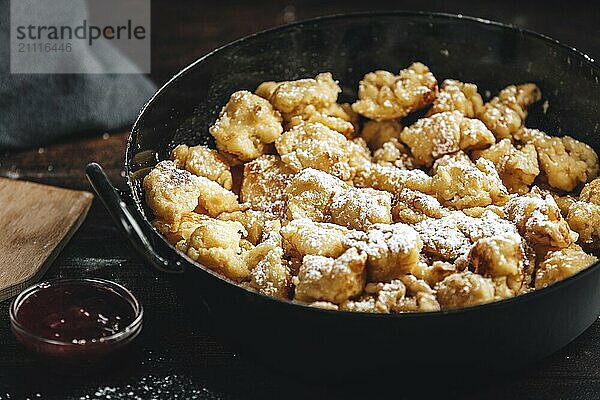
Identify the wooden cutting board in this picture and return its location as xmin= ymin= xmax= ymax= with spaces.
xmin=0 ymin=178 xmax=93 ymax=301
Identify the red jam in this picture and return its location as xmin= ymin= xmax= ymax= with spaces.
xmin=15 ymin=282 xmax=136 ymax=343
xmin=10 ymin=279 xmax=142 ymax=366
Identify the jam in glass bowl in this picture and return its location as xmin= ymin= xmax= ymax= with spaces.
xmin=10 ymin=278 xmax=143 ymax=366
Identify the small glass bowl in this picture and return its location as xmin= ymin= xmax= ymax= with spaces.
xmin=10 ymin=278 xmax=143 ymax=366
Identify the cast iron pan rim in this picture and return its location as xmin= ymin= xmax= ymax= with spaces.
xmin=124 ymin=10 xmax=600 ymax=319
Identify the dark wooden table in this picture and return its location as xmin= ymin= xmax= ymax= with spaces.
xmin=1 ymin=2 xmax=600 ymax=399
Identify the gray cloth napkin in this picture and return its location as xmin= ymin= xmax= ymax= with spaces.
xmin=0 ymin=0 xmax=157 ymax=149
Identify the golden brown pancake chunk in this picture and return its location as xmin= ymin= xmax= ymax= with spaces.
xmin=373 ymin=138 xmax=417 ymax=170
xmin=412 ymin=261 xmax=458 ymax=287
xmin=286 ymin=103 xmax=357 ymax=138
xmin=413 ymin=210 xmax=518 ymax=262
xmin=339 ymin=287 xmax=398 ymax=313
xmin=579 ymin=177 xmax=600 ymax=205
xmin=535 ymin=244 xmax=597 ymax=289
xmin=171 ymin=144 xmax=233 ymax=189
xmin=413 ymin=215 xmax=471 ymax=261
xmin=352 ymin=62 xmax=438 ymax=120
xmin=478 ymin=83 xmax=541 ymax=140
xmin=391 ymin=188 xmax=448 ymax=224
xmin=341 ymin=277 xmax=439 ymax=313
xmin=344 ymin=223 xmax=423 ymax=282
xmin=217 ymin=210 xmax=271 ymax=245
xmin=144 ymin=161 xmax=204 ymax=224
xmin=552 ymin=194 xmax=577 ymax=216
xmin=347 ymin=137 xmax=374 ymax=174
xmin=294 ymin=248 xmax=367 ymax=304
xmin=285 ymin=167 xmax=343 ymax=222
xmin=516 ymin=128 xmax=599 ymax=192
xmin=361 ymin=119 xmax=403 ymax=150
xmin=397 ymin=275 xmax=441 ymax=311
xmin=256 ymin=72 xmax=341 ymax=117
xmin=505 ymin=187 xmax=578 ymax=248
xmin=240 ymin=155 xmax=295 ymax=218
xmin=353 ymin=163 xmax=433 ymax=194
xmin=280 ymin=218 xmax=352 ymax=259
xmin=191 ymin=180 xmax=241 ymax=218
xmin=562 ymin=178 xmax=600 ymax=247
xmin=244 ymin=225 xmax=291 ymax=298
xmin=451 ymin=209 xmax=519 ymax=242
xmin=275 ymin=122 xmax=359 ymax=181
xmin=467 ymin=232 xmax=526 ymax=295
xmin=186 ymin=218 xmax=249 ymax=281
xmin=435 ymin=271 xmax=495 ymax=309
xmin=400 ymin=111 xmax=495 ymax=167
xmin=246 ymin=246 xmax=291 ymax=298
xmin=144 ymin=160 xmax=240 ymax=223
xmin=473 ymin=139 xmax=539 ymax=194
xmin=285 ymin=168 xmax=392 ymax=230
xmin=339 ymin=296 xmax=381 ymax=313
xmin=329 ymin=186 xmax=393 ymax=230
xmin=431 ymin=155 xmax=509 ymax=209
xmin=430 ymin=150 xmax=472 ymax=173
xmin=209 ymin=90 xmax=283 ymax=162
xmin=427 ymin=79 xmax=484 ymax=117
xmin=152 ymin=212 xmax=210 ymax=250
xmin=461 ymin=205 xmax=506 ymax=219
xmin=256 ymin=73 xmax=355 ymax=138
xmin=564 ymin=200 xmax=600 ymax=247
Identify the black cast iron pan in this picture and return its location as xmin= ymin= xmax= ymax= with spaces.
xmin=86 ymin=12 xmax=600 ymax=376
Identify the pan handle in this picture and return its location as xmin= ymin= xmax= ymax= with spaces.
xmin=85 ymin=162 xmax=184 ymax=274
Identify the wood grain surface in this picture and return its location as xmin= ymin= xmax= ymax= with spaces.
xmin=0 ymin=1 xmax=599 ymax=399
xmin=0 ymin=179 xmax=93 ymax=301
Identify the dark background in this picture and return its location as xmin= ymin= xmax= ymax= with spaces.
xmin=2 ymin=1 xmax=600 ymax=399
xmin=148 ymin=1 xmax=600 ymax=85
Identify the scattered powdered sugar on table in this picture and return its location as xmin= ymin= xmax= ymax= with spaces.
xmin=75 ymin=375 xmax=219 ymax=400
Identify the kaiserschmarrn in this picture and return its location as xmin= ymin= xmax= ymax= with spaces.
xmin=144 ymin=62 xmax=600 ymax=312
